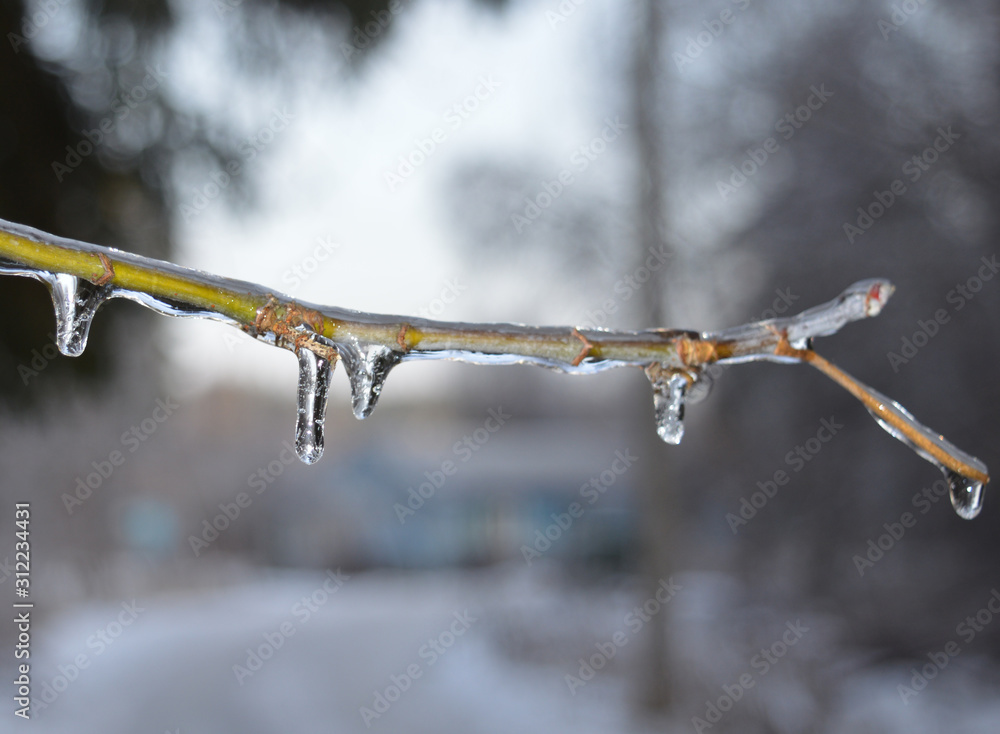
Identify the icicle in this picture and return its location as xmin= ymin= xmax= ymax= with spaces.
xmin=294 ymin=347 xmax=335 ymax=464
xmin=0 ymin=224 xmax=988 ymax=506
xmin=646 ymin=365 xmax=689 ymax=445
xmin=47 ymin=274 xmax=113 ymax=357
xmin=863 ymin=386 xmax=987 ymax=519
xmin=336 ymin=340 xmax=401 ymax=420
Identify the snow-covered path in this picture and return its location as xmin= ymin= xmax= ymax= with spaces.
xmin=13 ymin=566 xmax=1000 ymax=733
xmin=20 ymin=567 xmax=651 ymax=734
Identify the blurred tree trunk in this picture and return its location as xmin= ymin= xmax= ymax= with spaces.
xmin=630 ymin=0 xmax=677 ymax=713
xmin=0 ymin=0 xmax=172 ymax=585
xmin=0 ymin=0 xmax=171 ymax=407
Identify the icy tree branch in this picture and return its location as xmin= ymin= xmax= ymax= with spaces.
xmin=0 ymin=217 xmax=988 ymax=518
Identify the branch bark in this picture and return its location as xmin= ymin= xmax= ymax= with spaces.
xmin=0 ymin=217 xmax=989 ymax=513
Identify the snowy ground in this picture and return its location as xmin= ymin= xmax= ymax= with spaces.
xmin=10 ymin=565 xmax=1000 ymax=733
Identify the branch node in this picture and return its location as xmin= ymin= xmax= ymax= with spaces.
xmin=254 ymin=296 xmax=279 ymax=336
xmin=677 ymin=336 xmax=717 ymax=368
xmin=570 ymin=328 xmax=593 ymax=367
xmin=94 ymin=253 xmax=115 ymax=286
xmin=771 ymin=327 xmax=807 ymax=360
xmin=254 ymin=296 xmax=337 ymax=362
xmin=396 ymin=324 xmax=411 ymax=353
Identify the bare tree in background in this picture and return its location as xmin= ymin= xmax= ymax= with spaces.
xmin=630 ymin=0 xmax=676 ymax=713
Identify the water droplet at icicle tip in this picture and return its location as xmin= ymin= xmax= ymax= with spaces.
xmin=945 ymin=469 xmax=985 ymax=520
xmin=861 ymin=388 xmax=988 ymax=520
xmin=294 ymin=348 xmax=335 ymax=465
xmin=647 ymin=366 xmax=688 ymax=445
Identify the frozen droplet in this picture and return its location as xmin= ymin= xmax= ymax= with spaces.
xmin=294 ymin=348 xmax=335 ymax=464
xmin=863 ymin=386 xmax=988 ymax=519
xmin=683 ymin=369 xmax=713 ymax=404
xmin=336 ymin=341 xmax=401 ymax=420
xmin=47 ymin=274 xmax=112 ymax=357
xmin=945 ymin=470 xmax=984 ymax=520
xmin=0 ymin=220 xmax=986 ymax=497
xmin=647 ymin=367 xmax=688 ymax=444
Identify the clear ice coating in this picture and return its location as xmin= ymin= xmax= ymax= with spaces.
xmin=335 ymin=340 xmax=402 ymax=420
xmin=701 ymin=278 xmax=988 ymax=519
xmin=647 ymin=366 xmax=689 ymax=445
xmin=863 ymin=386 xmax=987 ymax=520
xmin=0 ymin=261 xmax=114 ymax=357
xmin=710 ymin=278 xmax=896 ymax=364
xmin=0 ymin=219 xmax=989 ymax=505
xmin=784 ymin=278 xmax=893 ymax=344
xmin=294 ymin=348 xmax=335 ymax=464
xmin=47 ymin=274 xmax=113 ymax=357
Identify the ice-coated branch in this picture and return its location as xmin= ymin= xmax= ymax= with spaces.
xmin=0 ymin=217 xmax=988 ymax=518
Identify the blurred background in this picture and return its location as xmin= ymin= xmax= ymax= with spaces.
xmin=1 ymin=0 xmax=999 ymax=731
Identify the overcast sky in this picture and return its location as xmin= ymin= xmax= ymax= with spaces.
xmin=155 ymin=0 xmax=635 ymax=405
